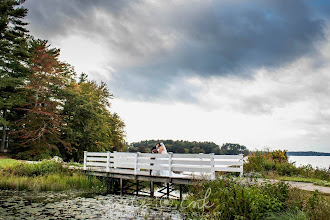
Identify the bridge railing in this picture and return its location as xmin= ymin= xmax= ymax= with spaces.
xmin=83 ymin=151 xmax=243 ymax=180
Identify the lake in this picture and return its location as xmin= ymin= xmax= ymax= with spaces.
xmin=288 ymin=156 xmax=330 ymax=169
xmin=0 ymin=190 xmax=183 ymax=220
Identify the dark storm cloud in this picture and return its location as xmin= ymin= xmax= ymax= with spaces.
xmin=23 ymin=0 xmax=328 ymax=101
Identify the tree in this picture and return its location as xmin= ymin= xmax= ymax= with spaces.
xmin=220 ymin=143 xmax=248 ymax=155
xmin=0 ymin=0 xmax=29 ymax=152
xmin=11 ymin=39 xmax=74 ymax=159
xmin=61 ymin=74 xmax=126 ymax=161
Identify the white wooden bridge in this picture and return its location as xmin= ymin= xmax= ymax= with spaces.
xmin=83 ymin=151 xmax=243 ymax=199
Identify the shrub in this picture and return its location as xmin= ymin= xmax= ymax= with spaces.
xmin=0 ymin=159 xmax=66 ymax=176
xmin=180 ymin=177 xmax=290 ymax=219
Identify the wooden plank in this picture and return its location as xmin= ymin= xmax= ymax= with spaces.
xmin=172 ymin=160 xmax=210 ymax=166
xmin=172 ymin=166 xmax=210 ymax=173
xmin=214 ymin=155 xmax=243 ymax=159
xmin=114 ymin=163 xmax=135 ymax=169
xmin=87 ymin=157 xmax=108 ymax=162
xmin=214 ymin=161 xmax=243 ymax=166
xmin=86 ymin=162 xmax=107 ymax=167
xmin=87 ymin=152 xmax=107 ymax=157
xmin=215 ymin=167 xmax=243 ymax=172
xmin=137 ymin=164 xmax=169 ymax=171
xmin=112 ymin=152 xmax=136 ymax=156
xmin=113 ymin=157 xmax=137 ymax=163
xmin=137 ymin=159 xmax=168 ymax=165
xmin=172 ymin=153 xmax=211 ymax=159
xmin=138 ymin=153 xmax=169 ymax=158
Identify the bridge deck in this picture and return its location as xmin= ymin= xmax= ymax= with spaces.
xmin=84 ymin=151 xmax=243 ymax=183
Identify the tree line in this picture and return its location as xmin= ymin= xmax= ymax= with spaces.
xmin=128 ymin=140 xmax=249 ymax=155
xmin=0 ymin=0 xmax=125 ymax=161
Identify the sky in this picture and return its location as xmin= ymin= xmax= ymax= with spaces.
xmin=22 ymin=0 xmax=330 ymax=152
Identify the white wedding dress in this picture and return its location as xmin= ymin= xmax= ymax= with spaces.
xmin=154 ymin=143 xmax=186 ymax=177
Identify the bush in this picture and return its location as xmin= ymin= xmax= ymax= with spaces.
xmin=0 ymin=160 xmax=66 ymax=176
xmin=180 ymin=177 xmax=290 ymax=219
xmin=244 ymin=150 xmax=330 ymax=181
xmin=0 ymin=159 xmax=106 ymax=193
xmin=172 ymin=177 xmax=329 ymax=220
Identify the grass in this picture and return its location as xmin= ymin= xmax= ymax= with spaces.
xmin=163 ymin=177 xmax=330 ymax=219
xmin=275 ymin=176 xmax=330 ymax=187
xmin=0 ymin=158 xmax=22 ymax=168
xmin=0 ymin=159 xmax=106 ymax=193
xmin=66 ymin=161 xmax=84 ymax=167
xmin=0 ymin=173 xmax=106 ymax=192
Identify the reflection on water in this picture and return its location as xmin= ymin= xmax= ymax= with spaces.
xmin=0 ymin=190 xmax=182 ymax=219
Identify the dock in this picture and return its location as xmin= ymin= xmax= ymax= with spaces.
xmin=83 ymin=151 xmax=243 ymax=199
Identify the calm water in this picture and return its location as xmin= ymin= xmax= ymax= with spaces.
xmin=288 ymin=156 xmax=330 ymax=169
xmin=0 ymin=190 xmax=183 ymax=220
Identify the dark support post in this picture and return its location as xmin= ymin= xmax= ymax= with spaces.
xmin=120 ymin=178 xmax=123 ymax=196
xmin=150 ymin=181 xmax=154 ymax=197
xmin=179 ymin=184 xmax=183 ymax=200
xmin=136 ymin=180 xmax=139 ymax=196
xmin=110 ymin=177 xmax=115 ymax=193
xmin=166 ymin=183 xmax=170 ymax=198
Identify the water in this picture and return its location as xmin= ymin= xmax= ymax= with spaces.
xmin=0 ymin=190 xmax=183 ymax=220
xmin=288 ymin=156 xmax=330 ymax=169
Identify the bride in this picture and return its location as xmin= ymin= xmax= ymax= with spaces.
xmin=157 ymin=142 xmax=169 ymax=176
xmin=153 ymin=142 xmax=185 ymax=177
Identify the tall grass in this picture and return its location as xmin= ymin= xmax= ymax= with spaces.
xmin=0 ymin=159 xmax=22 ymax=168
xmin=0 ymin=159 xmax=106 ymax=193
xmin=244 ymin=150 xmax=330 ymax=182
xmin=174 ymin=177 xmax=330 ymax=219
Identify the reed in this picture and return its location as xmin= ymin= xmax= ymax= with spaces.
xmin=0 ymin=159 xmax=106 ymax=193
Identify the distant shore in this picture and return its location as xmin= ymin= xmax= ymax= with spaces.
xmin=287 ymin=151 xmax=330 ymax=156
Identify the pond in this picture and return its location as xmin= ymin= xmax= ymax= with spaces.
xmin=0 ymin=190 xmax=183 ymax=219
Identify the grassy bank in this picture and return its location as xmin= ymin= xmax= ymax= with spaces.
xmin=0 ymin=159 xmax=22 ymax=168
xmin=0 ymin=159 xmax=106 ymax=193
xmin=164 ymin=177 xmax=330 ymax=219
xmin=244 ymin=150 xmax=330 ymax=186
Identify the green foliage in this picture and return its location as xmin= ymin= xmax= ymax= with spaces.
xmin=1 ymin=159 xmax=66 ymax=176
xmin=61 ymin=75 xmax=126 ymax=161
xmin=265 ymin=210 xmax=308 ymax=220
xmin=129 ymin=140 xmax=223 ymax=154
xmin=287 ymin=188 xmax=330 ymax=220
xmin=0 ymin=158 xmax=21 ymax=168
xmin=244 ymin=150 xmax=330 ymax=182
xmin=173 ymin=177 xmax=329 ymax=219
xmin=0 ymin=159 xmax=106 ymax=192
xmin=0 ymin=0 xmax=30 ymax=153
xmin=220 ymin=143 xmax=249 ymax=155
xmin=180 ymin=177 xmax=290 ymax=219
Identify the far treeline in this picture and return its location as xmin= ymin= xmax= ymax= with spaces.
xmin=0 ymin=0 xmax=126 ymax=161
xmin=286 ymin=151 xmax=330 ymax=156
xmin=128 ymin=140 xmax=249 ymax=155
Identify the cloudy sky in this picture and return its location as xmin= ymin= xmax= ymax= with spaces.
xmin=22 ymin=0 xmax=330 ymax=152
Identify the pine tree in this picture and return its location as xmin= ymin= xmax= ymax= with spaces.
xmin=11 ymin=39 xmax=74 ymax=159
xmin=0 ymin=0 xmax=29 ymax=152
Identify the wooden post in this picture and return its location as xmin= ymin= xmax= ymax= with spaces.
xmin=83 ymin=151 xmax=87 ymax=170
xmin=150 ymin=182 xmax=154 ymax=197
xmin=210 ymin=153 xmax=215 ymax=180
xmin=113 ymin=151 xmax=117 ymax=169
xmin=240 ymin=154 xmax=243 ymax=177
xmin=136 ymin=180 xmax=139 ymax=196
xmin=166 ymin=183 xmax=170 ymax=198
xmin=134 ymin=152 xmax=139 ymax=175
xmin=120 ymin=177 xmax=123 ymax=196
xmin=106 ymin=151 xmax=110 ymax=172
xmin=168 ymin=152 xmax=173 ymax=177
xmin=179 ymin=184 xmax=183 ymax=200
